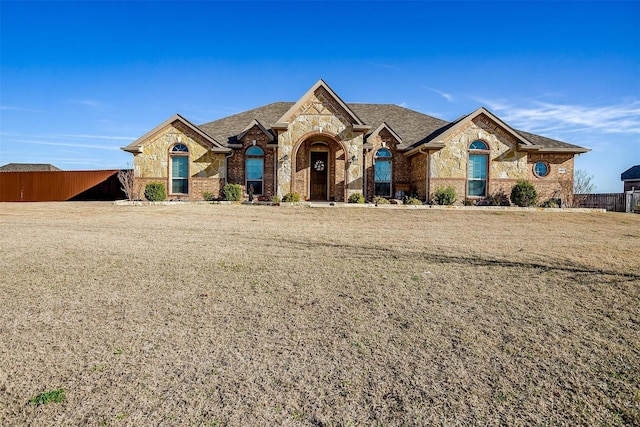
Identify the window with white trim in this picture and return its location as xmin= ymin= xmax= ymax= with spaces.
xmin=246 ymin=146 xmax=264 ymax=195
xmin=170 ymin=143 xmax=189 ymax=194
xmin=374 ymin=148 xmax=392 ymax=197
xmin=467 ymin=141 xmax=488 ymax=197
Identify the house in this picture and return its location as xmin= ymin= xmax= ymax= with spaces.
xmin=122 ymin=79 xmax=590 ymax=203
xmin=621 ymin=165 xmax=640 ymax=192
xmin=0 ymin=163 xmax=62 ymax=172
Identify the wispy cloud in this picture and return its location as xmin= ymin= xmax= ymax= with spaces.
xmin=4 ymin=138 xmax=121 ymax=151
xmin=474 ymin=98 xmax=640 ymax=135
xmin=67 ymin=99 xmax=106 ymax=108
xmin=367 ymin=62 xmax=401 ymax=71
xmin=0 ymin=105 xmax=44 ymax=113
xmin=423 ymin=87 xmax=454 ymax=102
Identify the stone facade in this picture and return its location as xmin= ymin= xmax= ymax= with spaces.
xmin=275 ymin=86 xmax=365 ymax=201
xmin=131 ymin=121 xmax=225 ymax=200
xmin=123 ymin=80 xmax=588 ymax=205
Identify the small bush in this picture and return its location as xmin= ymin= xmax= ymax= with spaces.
xmin=372 ymin=196 xmax=390 ymax=205
xmin=30 ymin=388 xmax=65 ymax=405
xmin=541 ymin=198 xmax=559 ymax=208
xmin=463 ymin=198 xmax=475 ymax=206
xmin=348 ymin=193 xmax=365 ymax=203
xmin=404 ymin=197 xmax=422 ymax=205
xmin=144 ymin=182 xmax=166 ymax=201
xmin=510 ymin=180 xmax=538 ymax=207
xmin=434 ymin=186 xmax=457 ymax=205
xmin=223 ymin=183 xmax=243 ymax=201
xmin=271 ymin=194 xmax=282 ymax=205
xmin=487 ymin=190 xmax=511 ymax=206
xmin=202 ymin=191 xmax=215 ymax=201
xmin=282 ymin=192 xmax=301 ymax=203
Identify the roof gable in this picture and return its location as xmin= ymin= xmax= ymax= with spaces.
xmin=425 ymin=107 xmax=534 ymax=147
xmin=0 ymin=163 xmax=61 ymax=172
xmin=236 ymin=119 xmax=274 ymax=143
xmin=367 ymin=122 xmax=403 ymax=146
xmin=121 ymin=114 xmax=230 ymax=153
xmin=275 ymin=79 xmax=366 ymax=127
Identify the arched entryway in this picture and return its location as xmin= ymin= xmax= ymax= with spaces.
xmin=291 ymin=133 xmax=348 ymax=202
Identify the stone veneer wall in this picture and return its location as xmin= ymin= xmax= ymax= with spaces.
xmin=133 ymin=121 xmax=225 ymax=200
xmin=276 ymin=87 xmax=364 ymax=201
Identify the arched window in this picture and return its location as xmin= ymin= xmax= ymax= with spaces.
xmin=170 ymin=144 xmax=189 ymax=194
xmin=374 ymin=148 xmax=392 ymax=197
xmin=246 ymin=146 xmax=264 ymax=195
xmin=467 ymin=140 xmax=488 ymax=197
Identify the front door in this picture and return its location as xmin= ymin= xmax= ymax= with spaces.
xmin=310 ymin=151 xmax=328 ymax=200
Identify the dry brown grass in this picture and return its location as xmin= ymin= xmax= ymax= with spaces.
xmin=0 ymin=202 xmax=638 ymax=426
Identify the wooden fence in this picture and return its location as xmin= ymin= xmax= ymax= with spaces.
xmin=0 ymin=170 xmax=125 ymax=202
xmin=577 ymin=191 xmax=640 ymax=213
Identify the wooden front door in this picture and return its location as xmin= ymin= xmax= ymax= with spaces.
xmin=310 ymin=151 xmax=328 ymax=200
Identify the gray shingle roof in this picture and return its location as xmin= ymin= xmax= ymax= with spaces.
xmin=197 ymin=102 xmax=586 ymax=152
xmin=0 ymin=163 xmax=61 ymax=172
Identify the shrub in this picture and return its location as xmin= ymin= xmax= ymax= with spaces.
xmin=463 ymin=198 xmax=475 ymax=206
xmin=144 ymin=182 xmax=166 ymax=201
xmin=348 ymin=193 xmax=365 ymax=203
xmin=223 ymin=183 xmax=243 ymax=201
xmin=282 ymin=192 xmax=301 ymax=203
xmin=202 ymin=191 xmax=215 ymax=201
xmin=372 ymin=196 xmax=390 ymax=205
xmin=541 ymin=198 xmax=559 ymax=208
xmin=404 ymin=197 xmax=422 ymax=205
xmin=434 ymin=186 xmax=457 ymax=205
xmin=271 ymin=194 xmax=282 ymax=205
xmin=487 ymin=190 xmax=511 ymax=206
xmin=510 ymin=180 xmax=538 ymax=207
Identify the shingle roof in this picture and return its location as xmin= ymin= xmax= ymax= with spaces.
xmin=196 ymin=102 xmax=587 ymax=153
xmin=0 ymin=163 xmax=61 ymax=172
xmin=621 ymin=165 xmax=640 ymax=181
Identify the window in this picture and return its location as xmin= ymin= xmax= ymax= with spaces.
xmin=467 ymin=140 xmax=488 ymax=197
xmin=374 ymin=148 xmax=392 ymax=197
xmin=170 ymin=144 xmax=189 ymax=194
xmin=534 ymin=161 xmax=549 ymax=177
xmin=246 ymin=146 xmax=264 ymax=195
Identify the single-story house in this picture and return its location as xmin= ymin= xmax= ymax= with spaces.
xmin=122 ymin=79 xmax=590 ymax=203
xmin=621 ymin=165 xmax=640 ymax=192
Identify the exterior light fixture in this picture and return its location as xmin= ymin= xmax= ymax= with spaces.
xmin=351 ymin=155 xmax=357 ymax=163
xmin=282 ymin=154 xmax=289 ymax=162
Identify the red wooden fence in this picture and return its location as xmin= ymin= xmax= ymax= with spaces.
xmin=0 ymin=170 xmax=124 ymax=202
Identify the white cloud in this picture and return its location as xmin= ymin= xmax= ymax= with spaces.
xmin=475 ymin=98 xmax=640 ymax=136
xmin=67 ymin=99 xmax=106 ymax=108
xmin=423 ymin=87 xmax=454 ymax=102
xmin=0 ymin=105 xmax=43 ymax=113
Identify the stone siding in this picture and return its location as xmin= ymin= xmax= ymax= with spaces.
xmin=132 ymin=121 xmax=225 ymax=200
xmin=365 ymin=128 xmax=411 ymax=199
xmin=276 ymin=87 xmax=364 ymax=201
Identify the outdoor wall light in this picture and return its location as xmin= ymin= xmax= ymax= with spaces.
xmin=282 ymin=154 xmax=289 ymax=162
xmin=351 ymin=155 xmax=357 ymax=163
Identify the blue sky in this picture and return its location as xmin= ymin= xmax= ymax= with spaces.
xmin=1 ymin=0 xmax=638 ymax=193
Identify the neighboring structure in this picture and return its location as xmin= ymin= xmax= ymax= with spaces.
xmin=122 ymin=80 xmax=590 ymax=203
xmin=621 ymin=165 xmax=640 ymax=192
xmin=0 ymin=163 xmax=62 ymax=172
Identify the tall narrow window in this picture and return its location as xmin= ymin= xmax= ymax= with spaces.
xmin=374 ymin=148 xmax=392 ymax=197
xmin=246 ymin=146 xmax=264 ymax=195
xmin=467 ymin=140 xmax=488 ymax=197
xmin=170 ymin=143 xmax=189 ymax=194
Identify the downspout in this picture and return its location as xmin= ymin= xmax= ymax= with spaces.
xmin=363 ymin=149 xmax=367 ymax=201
